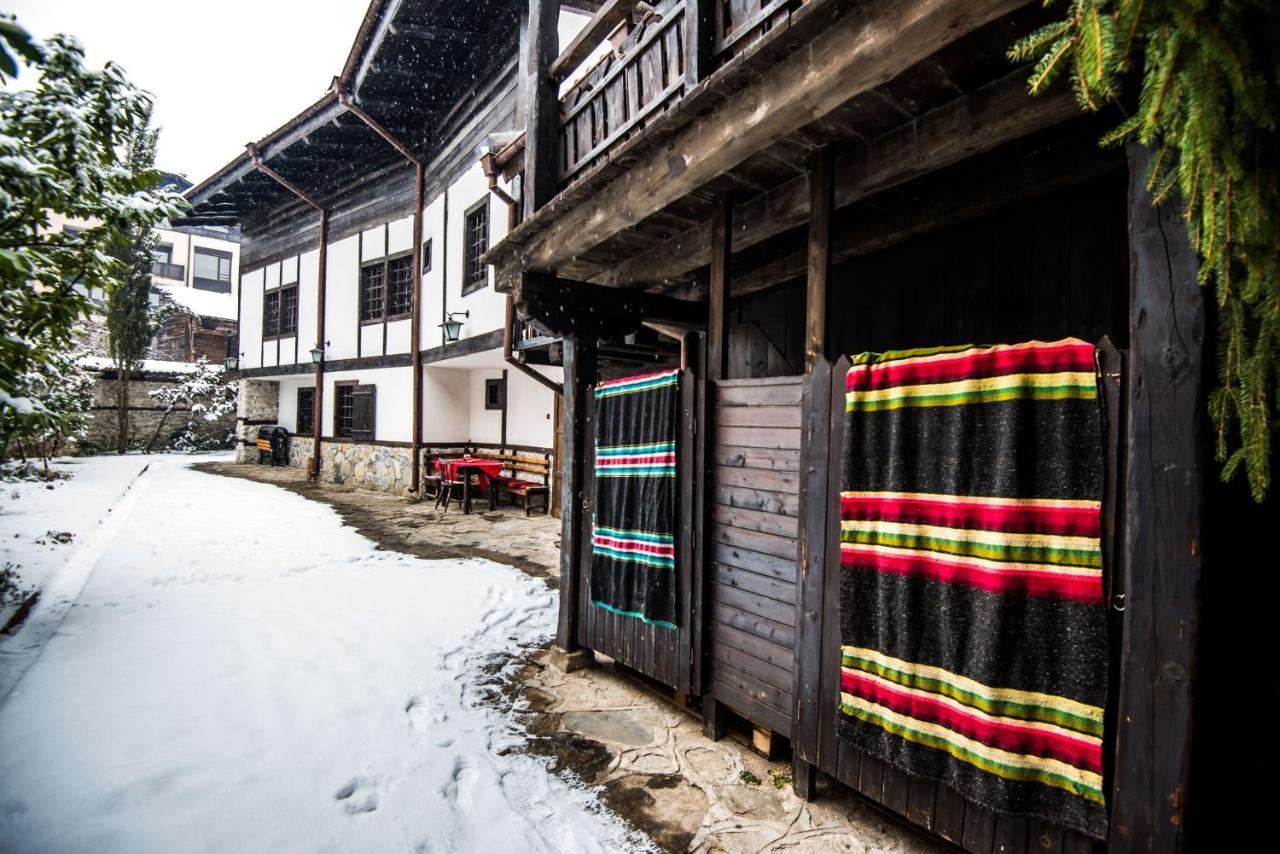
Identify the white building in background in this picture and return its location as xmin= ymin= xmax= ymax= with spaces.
xmin=182 ymin=2 xmax=604 ymax=497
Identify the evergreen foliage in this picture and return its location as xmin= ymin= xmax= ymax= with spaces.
xmin=0 ymin=21 xmax=186 ymax=458
xmin=1011 ymin=0 xmax=1280 ymax=501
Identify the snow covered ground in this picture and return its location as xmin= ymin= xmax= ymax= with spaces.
xmin=0 ymin=457 xmax=646 ymax=853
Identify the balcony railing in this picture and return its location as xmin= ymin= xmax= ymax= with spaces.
xmin=553 ymin=0 xmax=805 ymax=187
xmin=152 ymin=261 xmax=186 ymax=281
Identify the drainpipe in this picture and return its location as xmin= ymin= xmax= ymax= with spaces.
xmin=483 ymin=153 xmax=558 ymax=395
xmin=333 ymin=80 xmax=427 ymax=495
xmin=246 ymin=142 xmax=328 ymax=481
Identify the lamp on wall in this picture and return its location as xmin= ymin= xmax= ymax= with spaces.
xmin=440 ymin=310 xmax=469 ymax=343
xmin=310 ymin=344 xmax=326 ymax=364
xmin=224 ymin=353 xmax=240 ymax=371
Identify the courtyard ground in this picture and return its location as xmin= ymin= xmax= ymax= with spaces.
xmin=0 ymin=455 xmax=644 ymax=853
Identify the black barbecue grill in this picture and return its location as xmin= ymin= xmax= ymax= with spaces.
xmin=255 ymin=426 xmax=290 ymax=467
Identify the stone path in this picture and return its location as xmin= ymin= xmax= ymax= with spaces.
xmin=204 ymin=462 xmax=941 ymax=852
xmin=514 ymin=652 xmax=945 ymax=854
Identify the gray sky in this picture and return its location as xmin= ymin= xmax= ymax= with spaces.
xmin=8 ymin=0 xmax=372 ymax=182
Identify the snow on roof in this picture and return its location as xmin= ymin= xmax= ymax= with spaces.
xmin=156 ymin=284 xmax=236 ymax=321
xmin=79 ymin=355 xmax=200 ymax=374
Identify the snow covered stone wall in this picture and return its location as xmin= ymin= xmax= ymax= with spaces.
xmin=79 ymin=368 xmax=236 ymax=454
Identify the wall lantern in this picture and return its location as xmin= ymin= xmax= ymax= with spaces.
xmin=224 ymin=354 xmax=240 ymax=371
xmin=440 ymin=310 xmax=470 ymax=343
xmin=310 ymin=345 xmax=325 ymax=364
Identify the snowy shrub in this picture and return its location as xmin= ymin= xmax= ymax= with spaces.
xmin=1 ymin=561 xmax=30 ymax=606
xmin=146 ymin=358 xmax=238 ymax=452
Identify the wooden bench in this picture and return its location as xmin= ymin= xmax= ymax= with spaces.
xmin=474 ymin=451 xmax=552 ymax=516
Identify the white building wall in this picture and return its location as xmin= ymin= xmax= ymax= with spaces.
xmin=324 ymin=235 xmax=360 ymax=361
xmin=469 ymin=370 xmax=505 ymax=447
xmin=421 ymin=368 xmax=471 ymax=444
xmin=239 ymin=268 xmax=264 ymax=369
xmin=297 ymin=248 xmax=320 ymax=355
xmin=507 ymin=366 xmax=561 ymax=449
xmin=319 ymin=365 xmax=413 ymax=443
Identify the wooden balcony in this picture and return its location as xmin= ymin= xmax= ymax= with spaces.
xmin=555 ymin=0 xmax=804 ymax=185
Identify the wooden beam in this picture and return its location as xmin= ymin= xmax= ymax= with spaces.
xmin=514 ymin=0 xmax=1034 ymax=272
xmin=707 ymin=195 xmax=731 ymax=380
xmin=524 ymin=0 xmax=562 ymax=219
xmin=555 ymin=333 xmax=597 ymax=650
xmin=731 ymin=139 xmax=1124 ymax=297
xmin=550 ymin=0 xmax=638 ymax=81
xmin=1110 ymin=142 xmax=1204 ymax=853
xmin=517 ymin=272 xmax=705 ymax=338
xmin=605 ymin=68 xmax=1079 ymax=288
xmin=804 ymin=148 xmax=833 ymax=371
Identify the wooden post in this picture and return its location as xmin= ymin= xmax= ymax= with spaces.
xmin=524 ymin=0 xmax=561 ymax=220
xmin=685 ymin=0 xmax=714 ymax=86
xmin=1110 ymin=142 xmax=1204 ymax=853
xmin=410 ymin=162 xmax=425 ymax=493
xmin=805 ymin=148 xmax=834 ymax=371
xmin=700 ymin=195 xmax=731 ymax=728
xmin=707 ymin=194 xmax=731 ymax=379
xmin=312 ymin=209 xmax=328 ymax=481
xmin=554 ymin=330 xmax=597 ymax=655
xmin=793 ymin=148 xmax=835 ymax=800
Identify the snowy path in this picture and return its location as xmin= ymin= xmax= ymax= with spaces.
xmin=0 ymin=459 xmax=643 ymax=853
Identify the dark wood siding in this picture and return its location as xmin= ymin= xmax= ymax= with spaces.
xmin=707 ymin=375 xmax=801 ymax=735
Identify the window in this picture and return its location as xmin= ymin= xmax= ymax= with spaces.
xmin=361 ymin=254 xmax=414 ymax=321
xmin=296 ymin=387 xmax=314 ymax=437
xmin=485 ymin=377 xmax=505 ymax=411
xmin=422 ymin=239 xmax=432 ymax=274
xmin=152 ymin=244 xmax=172 ymax=265
xmin=334 ymin=382 xmax=376 ymax=440
xmin=262 ymin=285 xmax=297 ymax=339
xmin=359 ymin=261 xmax=386 ymax=323
xmin=462 ymin=198 xmax=489 ymax=295
xmin=387 ymin=255 xmax=414 ymax=318
xmin=278 ymin=285 xmax=298 ymax=336
xmin=193 ymin=247 xmax=233 ymax=293
xmin=262 ymin=290 xmax=281 ymax=338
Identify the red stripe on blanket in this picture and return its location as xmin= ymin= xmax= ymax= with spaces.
xmin=840 ymin=544 xmax=1103 ymax=603
xmin=846 ymin=343 xmax=1096 ymax=391
xmin=840 ymin=494 xmax=1100 ymax=538
xmin=840 ymin=670 xmax=1102 ymax=772
xmin=592 ymin=536 xmax=676 ymax=557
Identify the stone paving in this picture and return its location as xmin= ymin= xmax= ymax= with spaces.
xmin=202 ymin=461 xmax=940 ymax=853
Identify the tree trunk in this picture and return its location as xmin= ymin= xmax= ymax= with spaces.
xmin=146 ymin=406 xmax=174 ymax=453
xmin=116 ymin=366 xmax=130 ymax=454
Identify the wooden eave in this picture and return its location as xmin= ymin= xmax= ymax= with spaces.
xmin=485 ymin=0 xmax=1083 ymax=296
xmin=181 ymin=0 xmax=526 ymax=228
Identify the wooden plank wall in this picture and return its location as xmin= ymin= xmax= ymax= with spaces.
xmin=707 ymin=375 xmax=802 ymax=734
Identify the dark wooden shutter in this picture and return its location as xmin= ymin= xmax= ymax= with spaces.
xmin=351 ymin=385 xmax=376 ymax=440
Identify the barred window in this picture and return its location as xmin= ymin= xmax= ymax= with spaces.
xmin=278 ymin=285 xmax=298 ymax=336
xmin=462 ymin=199 xmax=489 ymax=295
xmin=335 ymin=383 xmax=355 ymax=438
xmin=387 ymin=256 xmax=414 ymax=318
xmin=360 ymin=262 xmax=385 ymax=322
xmin=296 ymin=387 xmax=314 ymax=436
xmin=262 ymin=290 xmax=281 ymax=338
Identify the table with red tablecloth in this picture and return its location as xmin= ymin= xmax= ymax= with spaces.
xmin=435 ymin=457 xmax=504 ymax=513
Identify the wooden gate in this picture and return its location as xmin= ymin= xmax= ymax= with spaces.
xmin=704 ymin=376 xmax=803 ymax=735
xmin=575 ymin=367 xmax=695 ymax=689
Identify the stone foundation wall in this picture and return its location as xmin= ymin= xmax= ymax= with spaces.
xmin=322 ymin=442 xmax=413 ymax=495
xmin=235 ymin=379 xmax=280 ymax=464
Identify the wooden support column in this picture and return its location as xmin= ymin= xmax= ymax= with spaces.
xmin=1110 ymin=142 xmax=1204 ymax=853
xmin=313 ymin=209 xmax=328 ymax=481
xmin=793 ymin=148 xmax=835 ymax=801
xmin=524 ymin=0 xmax=561 ymax=220
xmin=707 ymin=195 xmax=731 ymax=380
xmin=554 ymin=331 xmax=598 ymax=657
xmin=700 ymin=194 xmax=731 ymax=733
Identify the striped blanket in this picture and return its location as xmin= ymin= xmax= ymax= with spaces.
xmin=589 ymin=369 xmax=680 ymax=628
xmin=837 ymin=339 xmax=1109 ymax=839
